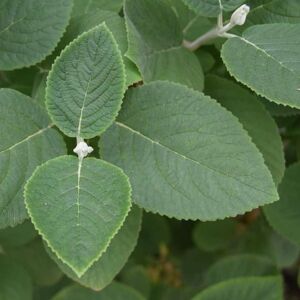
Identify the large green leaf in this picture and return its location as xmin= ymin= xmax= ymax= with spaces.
xmin=205 ymin=75 xmax=285 ymax=186
xmin=61 ymin=10 xmax=141 ymax=87
xmin=46 ymin=205 xmax=142 ymax=290
xmin=125 ymin=0 xmax=204 ymax=91
xmin=52 ymin=282 xmax=145 ymax=300
xmin=71 ymin=0 xmax=123 ymax=16
xmin=101 ymin=81 xmax=278 ymax=220
xmin=182 ymin=0 xmax=246 ymax=17
xmin=46 ymin=24 xmax=125 ymax=139
xmin=192 ymin=276 xmax=283 ymax=300
xmin=0 ymin=89 xmax=66 ymax=228
xmin=246 ymin=0 xmax=300 ymax=28
xmin=203 ymin=254 xmax=278 ymax=287
xmin=25 ymin=156 xmax=131 ymax=277
xmin=0 ymin=255 xmax=33 ymax=300
xmin=222 ymin=24 xmax=300 ymax=108
xmin=0 ymin=0 xmax=72 ymax=70
xmin=264 ymin=162 xmax=300 ymax=246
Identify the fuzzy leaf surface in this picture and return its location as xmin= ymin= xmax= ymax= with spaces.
xmin=46 ymin=24 xmax=125 ymax=139
xmin=0 ymin=0 xmax=72 ymax=70
xmin=101 ymin=81 xmax=278 ymax=220
xmin=25 ymin=156 xmax=131 ymax=277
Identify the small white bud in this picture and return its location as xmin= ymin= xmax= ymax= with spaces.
xmin=230 ymin=4 xmax=250 ymax=26
xmin=73 ymin=141 xmax=93 ymax=159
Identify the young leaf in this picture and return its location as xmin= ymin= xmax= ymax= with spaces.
xmin=0 ymin=89 xmax=66 ymax=228
xmin=205 ymin=75 xmax=285 ymax=186
xmin=192 ymin=276 xmax=283 ymax=300
xmin=182 ymin=0 xmax=246 ymax=17
xmin=45 ymin=205 xmax=142 ymax=290
xmin=46 ymin=24 xmax=125 ymax=139
xmin=221 ymin=24 xmax=300 ymax=108
xmin=100 ymin=81 xmax=278 ymax=220
xmin=264 ymin=162 xmax=300 ymax=246
xmin=125 ymin=0 xmax=204 ymax=91
xmin=52 ymin=282 xmax=145 ymax=300
xmin=25 ymin=156 xmax=131 ymax=277
xmin=0 ymin=0 xmax=73 ymax=70
xmin=0 ymin=256 xmax=33 ymax=300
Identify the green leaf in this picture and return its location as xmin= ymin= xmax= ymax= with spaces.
xmin=0 ymin=255 xmax=33 ymax=300
xmin=261 ymin=98 xmax=300 ymax=117
xmin=0 ymin=0 xmax=73 ymax=70
xmin=205 ymin=75 xmax=285 ymax=186
xmin=192 ymin=276 xmax=283 ymax=300
xmin=264 ymin=162 xmax=300 ymax=246
xmin=125 ymin=0 xmax=204 ymax=91
xmin=182 ymin=0 xmax=246 ymax=17
xmin=9 ymin=239 xmax=62 ymax=287
xmin=193 ymin=219 xmax=238 ymax=252
xmin=100 ymin=81 xmax=278 ymax=220
xmin=0 ymin=89 xmax=66 ymax=228
xmin=0 ymin=220 xmax=37 ymax=248
xmin=25 ymin=156 xmax=131 ymax=277
xmin=52 ymin=282 xmax=145 ymax=300
xmin=246 ymin=0 xmax=300 ymax=28
xmin=46 ymin=24 xmax=125 ymax=139
xmin=45 ymin=205 xmax=142 ymax=290
xmin=204 ymin=254 xmax=278 ymax=287
xmin=61 ymin=10 xmax=141 ymax=87
xmin=221 ymin=24 xmax=300 ymax=108
xmin=71 ymin=0 xmax=123 ymax=16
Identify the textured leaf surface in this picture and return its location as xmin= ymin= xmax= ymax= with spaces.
xmin=222 ymin=24 xmax=300 ymax=108
xmin=246 ymin=0 xmax=300 ymax=28
xmin=62 ymin=10 xmax=141 ymax=87
xmin=46 ymin=206 xmax=142 ymax=290
xmin=125 ymin=0 xmax=204 ymax=91
xmin=71 ymin=0 xmax=123 ymax=16
xmin=46 ymin=24 xmax=125 ymax=139
xmin=0 ymin=0 xmax=72 ymax=70
xmin=25 ymin=156 xmax=131 ymax=277
xmin=204 ymin=254 xmax=278 ymax=287
xmin=0 ymin=89 xmax=66 ymax=228
xmin=0 ymin=256 xmax=32 ymax=300
xmin=182 ymin=0 xmax=246 ymax=17
xmin=52 ymin=282 xmax=145 ymax=300
xmin=264 ymin=162 xmax=300 ymax=246
xmin=192 ymin=276 xmax=283 ymax=300
xmin=101 ymin=81 xmax=278 ymax=220
xmin=205 ymin=75 xmax=285 ymax=185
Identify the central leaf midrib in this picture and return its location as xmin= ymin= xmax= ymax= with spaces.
xmin=115 ymin=121 xmax=275 ymax=197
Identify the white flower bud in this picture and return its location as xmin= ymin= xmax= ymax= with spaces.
xmin=230 ymin=4 xmax=250 ymax=26
xmin=73 ymin=141 xmax=93 ymax=159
